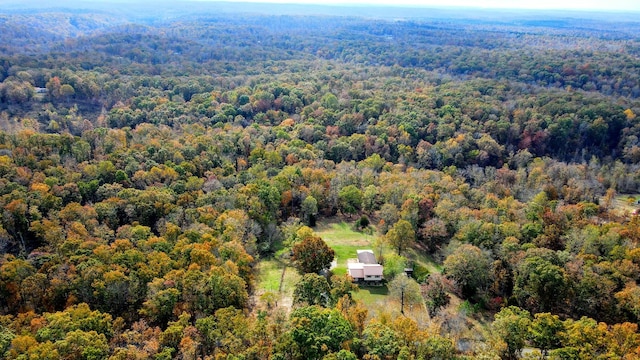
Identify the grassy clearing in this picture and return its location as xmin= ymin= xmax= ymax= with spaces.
xmin=315 ymin=217 xmax=442 ymax=316
xmin=254 ymin=258 xmax=300 ymax=310
xmin=353 ymin=285 xmax=389 ymax=305
xmin=255 ymin=259 xmax=284 ymax=294
xmin=316 ymin=218 xmax=442 ymax=276
xmin=255 ymin=217 xmax=442 ymax=312
xmin=355 ymin=285 xmax=430 ymax=323
xmin=404 ymin=247 xmax=443 ymax=274
xmin=280 ymin=265 xmax=301 ymax=296
xmin=315 ymin=219 xmax=375 ymax=274
xmin=608 ymin=194 xmax=640 ymax=215
xmin=315 ymin=220 xmax=375 ymax=245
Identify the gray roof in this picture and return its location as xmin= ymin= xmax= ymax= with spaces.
xmin=357 ymin=250 xmax=377 ymax=264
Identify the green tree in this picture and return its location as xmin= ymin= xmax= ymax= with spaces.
xmin=60 ymin=84 xmax=75 ymax=102
xmin=322 ymin=349 xmax=357 ymax=360
xmin=140 ymin=278 xmax=180 ymax=326
xmin=362 ymin=184 xmax=381 ymax=213
xmin=329 ymin=275 xmax=358 ymax=305
xmin=288 ymin=306 xmax=354 ymax=360
xmin=416 ymin=335 xmax=456 ymax=360
xmin=529 ymin=312 xmax=564 ymax=357
xmin=56 ymin=330 xmax=109 ymax=360
xmin=513 ymin=254 xmax=567 ymax=313
xmin=301 ymin=195 xmax=319 ymax=227
xmin=443 ymin=244 xmax=491 ymax=298
xmin=204 ymin=267 xmax=249 ymax=312
xmin=0 ymin=325 xmax=14 ymax=358
xmin=356 ymin=216 xmax=370 ymax=230
xmin=362 ymin=322 xmax=402 ymax=359
xmin=195 ymin=307 xmax=249 ymax=356
xmin=382 ymin=253 xmax=408 ymax=279
xmin=338 ymin=185 xmax=363 ymax=218
xmin=293 ymin=273 xmax=331 ymax=306
xmin=386 ymin=219 xmax=416 ymax=255
xmin=35 ymin=303 xmax=113 ymax=343
xmin=160 ymin=312 xmax=190 ymax=350
xmin=492 ymin=306 xmax=531 ymax=360
xmin=321 ymin=93 xmax=339 ymax=110
xmin=388 ymin=274 xmax=422 ymax=315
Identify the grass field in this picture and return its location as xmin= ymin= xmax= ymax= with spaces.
xmin=254 ymin=258 xmax=300 ymax=310
xmin=316 ymin=217 xmax=439 ymax=321
xmin=315 ymin=220 xmax=376 ymax=275
xmin=254 ymin=220 xmax=376 ymax=310
xmin=609 ymin=194 xmax=640 ymax=215
xmin=353 ymin=284 xmax=389 ymax=305
xmin=255 ymin=259 xmax=285 ymax=293
xmin=316 ymin=218 xmax=442 ymax=276
xmin=254 ymin=217 xmax=441 ymax=318
xmin=404 ymin=246 xmax=443 ymax=274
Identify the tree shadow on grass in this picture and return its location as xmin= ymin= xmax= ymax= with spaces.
xmin=362 ymin=285 xmax=388 ymax=294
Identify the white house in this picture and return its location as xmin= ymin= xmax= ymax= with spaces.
xmin=348 ymin=250 xmax=383 ymax=284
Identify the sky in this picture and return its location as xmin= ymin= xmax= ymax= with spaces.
xmin=192 ymin=0 xmax=640 ymax=12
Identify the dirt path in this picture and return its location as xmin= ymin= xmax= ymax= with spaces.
xmin=276 ymin=265 xmax=294 ymax=312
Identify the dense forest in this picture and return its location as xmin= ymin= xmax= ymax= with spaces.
xmin=1 ymin=1 xmax=640 ymax=359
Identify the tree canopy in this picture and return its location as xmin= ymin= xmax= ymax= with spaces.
xmin=291 ymin=235 xmax=335 ymax=274
xmin=0 ymin=2 xmax=640 ymax=359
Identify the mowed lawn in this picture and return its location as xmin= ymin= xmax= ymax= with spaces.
xmin=254 ymin=220 xmax=377 ymax=309
xmin=353 ymin=284 xmax=389 ymax=305
xmin=255 ymin=259 xmax=284 ymax=293
xmin=315 ymin=218 xmax=442 ymax=276
xmin=255 ymin=217 xmax=440 ymax=316
xmin=255 ymin=259 xmax=300 ymax=309
xmin=314 ymin=219 xmax=376 ymax=275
